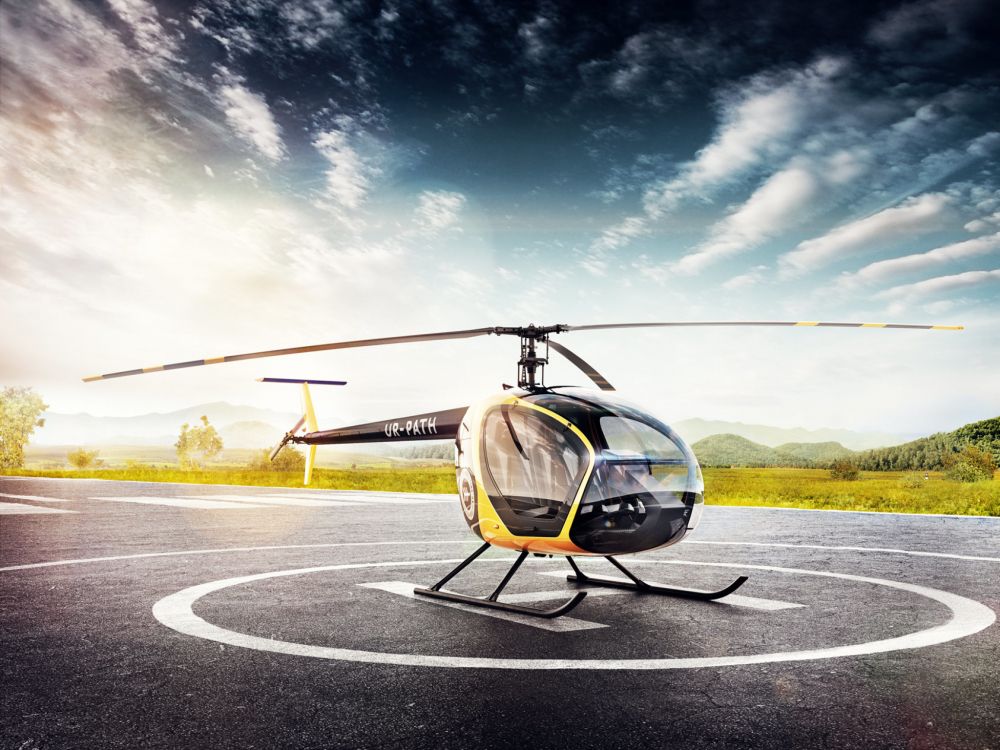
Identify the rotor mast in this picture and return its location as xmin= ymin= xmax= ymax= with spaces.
xmin=492 ymin=324 xmax=568 ymax=389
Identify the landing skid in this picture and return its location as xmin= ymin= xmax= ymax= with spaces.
xmin=413 ymin=542 xmax=587 ymax=619
xmin=566 ymin=556 xmax=748 ymax=601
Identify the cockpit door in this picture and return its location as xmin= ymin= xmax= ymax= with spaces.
xmin=479 ymin=403 xmax=590 ymax=537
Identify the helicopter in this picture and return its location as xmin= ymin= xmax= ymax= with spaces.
xmin=84 ymin=320 xmax=961 ymax=619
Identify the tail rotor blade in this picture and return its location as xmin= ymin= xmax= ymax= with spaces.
xmin=270 ymin=415 xmax=306 ymax=462
xmin=547 ymin=340 xmax=615 ymax=391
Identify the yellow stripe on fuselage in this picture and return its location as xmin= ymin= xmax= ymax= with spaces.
xmin=468 ymin=392 xmax=596 ymax=556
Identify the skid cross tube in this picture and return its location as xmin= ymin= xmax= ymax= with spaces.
xmin=567 ymin=556 xmax=748 ymax=601
xmin=414 ymin=544 xmax=587 ymax=619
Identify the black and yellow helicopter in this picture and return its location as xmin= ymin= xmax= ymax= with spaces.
xmin=85 ymin=320 xmax=961 ymax=619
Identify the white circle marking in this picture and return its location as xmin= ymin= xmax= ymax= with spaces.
xmin=152 ymin=558 xmax=996 ymax=670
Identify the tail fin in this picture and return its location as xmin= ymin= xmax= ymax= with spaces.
xmin=302 ymin=382 xmax=318 ymax=485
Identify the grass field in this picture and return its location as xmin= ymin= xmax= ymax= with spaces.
xmin=703 ymin=468 xmax=1000 ymax=516
xmin=22 ymin=445 xmax=449 ymax=470
xmin=4 ymin=466 xmax=998 ymax=516
xmin=3 ymin=465 xmax=458 ymax=494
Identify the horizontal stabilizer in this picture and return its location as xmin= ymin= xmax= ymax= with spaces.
xmin=296 ymin=407 xmax=468 ymax=446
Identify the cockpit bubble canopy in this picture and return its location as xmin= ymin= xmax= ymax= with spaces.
xmin=480 ymin=388 xmax=703 ymax=554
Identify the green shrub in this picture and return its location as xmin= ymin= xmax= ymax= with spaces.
xmin=67 ymin=447 xmax=102 ymax=469
xmin=943 ymin=445 xmax=996 ymax=483
xmin=176 ymin=415 xmax=223 ymax=469
xmin=898 ymin=473 xmax=925 ymax=489
xmin=829 ymin=459 xmax=860 ymax=481
xmin=247 ymin=447 xmax=306 ymax=472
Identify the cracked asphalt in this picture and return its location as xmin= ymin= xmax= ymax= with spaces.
xmin=1 ymin=476 xmax=998 ymax=749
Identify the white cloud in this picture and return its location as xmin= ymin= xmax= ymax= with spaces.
xmin=313 ymin=128 xmax=370 ymax=210
xmin=591 ymin=216 xmax=649 ymax=254
xmin=279 ymin=0 xmax=346 ymax=49
xmin=218 ymin=81 xmax=286 ymax=162
xmin=582 ymin=216 xmax=648 ymax=276
xmin=967 ymin=131 xmax=1000 ymax=158
xmin=107 ymin=0 xmax=178 ymax=61
xmin=309 ymin=117 xmax=420 ymax=215
xmin=415 ymin=190 xmax=466 ymax=231
xmin=876 ymin=269 xmax=1000 ymax=301
xmin=674 ymin=167 xmax=820 ymax=275
xmin=643 ymin=56 xmax=847 ymax=217
xmin=519 ymin=13 xmax=555 ymax=64
xmin=964 ymin=185 xmax=1000 ymax=232
xmin=779 ymin=192 xmax=952 ymax=277
xmin=722 ymin=265 xmax=769 ymax=290
xmin=840 ymin=232 xmax=1000 ymax=287
xmin=867 ymin=0 xmax=983 ymax=56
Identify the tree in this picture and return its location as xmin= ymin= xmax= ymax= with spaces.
xmin=67 ymin=448 xmax=102 ymax=469
xmin=829 ymin=458 xmax=860 ymax=481
xmin=943 ymin=445 xmax=996 ymax=483
xmin=175 ymin=415 xmax=223 ymax=469
xmin=0 ymin=386 xmax=48 ymax=469
xmin=247 ymin=447 xmax=306 ymax=472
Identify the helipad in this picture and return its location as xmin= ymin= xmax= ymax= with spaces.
xmin=2 ymin=476 xmax=998 ymax=749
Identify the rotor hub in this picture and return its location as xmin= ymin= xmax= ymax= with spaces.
xmin=489 ymin=325 xmax=569 ymax=389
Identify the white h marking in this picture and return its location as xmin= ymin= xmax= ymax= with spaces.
xmin=357 ymin=581 xmax=610 ymax=632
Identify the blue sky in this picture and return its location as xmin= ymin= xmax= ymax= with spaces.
xmin=1 ymin=0 xmax=999 ymax=436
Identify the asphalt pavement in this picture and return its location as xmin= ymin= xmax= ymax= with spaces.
xmin=1 ymin=476 xmax=998 ymax=750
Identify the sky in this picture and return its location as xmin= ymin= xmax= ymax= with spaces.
xmin=1 ymin=0 xmax=999 ymax=437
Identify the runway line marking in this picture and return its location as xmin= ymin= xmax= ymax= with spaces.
xmin=535 ymin=570 xmax=804 ymax=611
xmin=4 ymin=540 xmax=999 ymax=575
xmin=151 ymin=557 xmax=997 ymax=670
xmin=190 ymin=495 xmax=364 ymax=508
xmin=0 ymin=541 xmax=474 ymax=572
xmin=683 ymin=540 xmax=1000 ymax=564
xmin=0 ymin=493 xmax=68 ymax=502
xmin=729 ymin=505 xmax=1000 ymax=520
xmin=270 ymin=493 xmax=451 ymax=505
xmin=358 ymin=581 xmax=609 ymax=632
xmin=92 ymin=496 xmax=273 ymax=510
xmin=0 ymin=502 xmax=76 ymax=515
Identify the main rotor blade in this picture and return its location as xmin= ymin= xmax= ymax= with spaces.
xmin=83 ymin=327 xmax=495 ymax=382
xmin=565 ymin=321 xmax=963 ymax=332
xmin=547 ymin=340 xmax=615 ymax=391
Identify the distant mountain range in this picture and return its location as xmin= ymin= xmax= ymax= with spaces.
xmin=36 ymin=402 xmax=910 ymax=453
xmin=36 ymin=402 xmax=299 ymax=448
xmin=691 ymin=417 xmax=999 ymax=469
xmin=691 ymin=434 xmax=811 ymax=468
xmin=670 ymin=418 xmax=908 ymax=451
xmin=855 ymin=417 xmax=1000 ymax=470
xmin=691 ymin=435 xmax=853 ymax=468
